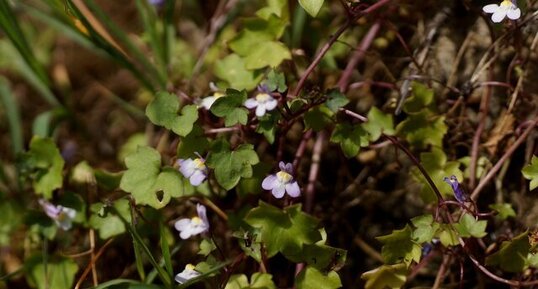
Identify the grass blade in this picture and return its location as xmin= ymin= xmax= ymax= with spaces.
xmin=81 ymin=0 xmax=166 ymax=89
xmin=0 ymin=77 xmax=23 ymax=155
xmin=159 ymin=221 xmax=173 ymax=278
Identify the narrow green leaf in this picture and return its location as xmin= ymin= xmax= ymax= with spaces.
xmin=298 ymin=0 xmax=325 ymax=17
xmin=160 ymin=221 xmax=173 ymax=277
xmin=0 ymin=77 xmax=23 ymax=154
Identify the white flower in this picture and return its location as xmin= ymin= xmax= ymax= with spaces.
xmin=244 ymin=92 xmax=278 ymax=117
xmin=483 ymin=0 xmax=521 ymax=23
xmin=177 ymin=156 xmax=208 ymax=186
xmin=262 ymin=162 xmax=301 ymax=198
xmin=199 ymin=92 xmax=225 ymax=110
xmin=38 ymin=199 xmax=76 ymax=230
xmin=174 ymin=204 xmax=209 ymax=239
xmin=175 ymin=264 xmax=201 ymax=284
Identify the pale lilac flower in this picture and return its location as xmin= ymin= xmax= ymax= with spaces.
xmin=175 ymin=264 xmax=201 ymax=284
xmin=199 ymin=92 xmax=225 ymax=110
xmin=38 ymin=199 xmax=76 ymax=230
xmin=483 ymin=0 xmax=521 ymax=23
xmin=443 ymin=175 xmax=468 ymax=203
xmin=148 ymin=0 xmax=165 ymax=6
xmin=262 ymin=162 xmax=301 ymax=198
xmin=174 ymin=204 xmax=209 ymax=239
xmin=177 ymin=156 xmax=208 ymax=186
xmin=244 ymin=92 xmax=278 ymax=117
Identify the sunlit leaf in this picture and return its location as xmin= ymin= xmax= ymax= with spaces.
xmin=486 ymin=231 xmax=530 ymax=273
xmin=244 ymin=202 xmax=321 ymax=262
xmin=224 ymin=272 xmax=276 ymax=289
xmin=89 ymin=199 xmax=131 ymax=239
xmin=244 ymin=41 xmax=291 ymax=69
xmin=376 ymin=225 xmax=421 ymax=266
xmin=411 ymin=147 xmax=463 ymax=203
xmin=522 ymin=156 xmax=538 ymax=191
xmin=210 ymin=89 xmax=249 ymax=127
xmin=206 ymin=141 xmax=259 ymax=190
xmin=362 ymin=107 xmax=395 ymax=141
xmin=361 ymin=263 xmax=407 ymax=289
xmin=120 ymin=146 xmax=193 ymax=209
xmin=489 ymin=203 xmax=516 ymax=220
xmin=215 ymin=54 xmax=263 ymax=90
xmin=455 ymin=214 xmax=487 ymax=238
xmin=411 ymin=214 xmax=439 ymax=244
xmin=26 ymin=256 xmax=78 ymax=289
xmin=23 ymin=136 xmax=65 ymax=199
xmin=295 ymin=266 xmax=341 ymax=289
xmin=145 ymin=91 xmax=198 ymax=136
xmin=396 ymin=110 xmax=447 ymax=149
xmin=325 ymin=90 xmax=348 ymax=113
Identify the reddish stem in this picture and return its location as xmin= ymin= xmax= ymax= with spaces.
xmin=338 ymin=20 xmax=381 ymax=92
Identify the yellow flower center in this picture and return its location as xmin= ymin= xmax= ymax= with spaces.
xmin=276 ymin=171 xmax=292 ymax=183
xmin=57 ymin=212 xmax=68 ymax=222
xmin=500 ymin=0 xmax=512 ymax=7
xmin=213 ymin=92 xmax=225 ymax=98
xmin=191 ymin=216 xmax=203 ymax=225
xmin=256 ymin=93 xmax=271 ymax=103
xmin=193 ymin=158 xmax=206 ymax=169
xmin=185 ymin=264 xmax=196 ymax=270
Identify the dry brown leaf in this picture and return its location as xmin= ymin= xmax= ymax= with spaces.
xmin=483 ymin=111 xmax=515 ymax=155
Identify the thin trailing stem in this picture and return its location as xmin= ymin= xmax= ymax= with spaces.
xmin=337 ymin=20 xmax=381 ymax=92
xmin=469 ymin=69 xmax=492 ymax=189
xmin=291 ymin=0 xmax=392 ymax=98
xmin=470 ymin=117 xmax=538 ymax=201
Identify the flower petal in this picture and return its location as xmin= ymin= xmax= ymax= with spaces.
xmin=506 ymin=7 xmax=521 ymax=20
xmin=491 ymin=10 xmax=507 ymax=22
xmin=189 ymin=170 xmax=207 ymax=186
xmin=178 ymin=159 xmax=195 ymax=178
xmin=285 ymin=181 xmax=301 ymax=198
xmin=255 ymin=105 xmax=267 ymax=117
xmin=482 ymin=4 xmax=499 ymax=13
xmin=264 ymin=98 xmax=278 ymax=111
xmin=200 ymin=96 xmax=216 ymax=110
xmin=197 ymin=204 xmax=209 ymax=228
xmin=272 ymin=185 xmax=286 ymax=198
xmin=180 ymin=230 xmax=192 ymax=239
xmin=174 ymin=218 xmax=191 ymax=231
xmin=244 ymin=98 xmax=258 ymax=109
xmin=262 ymin=175 xmax=278 ymax=190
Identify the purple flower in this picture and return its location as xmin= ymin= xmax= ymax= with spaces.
xmin=148 ymin=0 xmax=165 ymax=6
xmin=38 ymin=199 xmax=76 ymax=230
xmin=443 ymin=175 xmax=468 ymax=203
xmin=174 ymin=204 xmax=210 ymax=239
xmin=262 ymin=162 xmax=301 ymax=198
xmin=244 ymin=92 xmax=278 ymax=117
xmin=177 ymin=156 xmax=208 ymax=186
